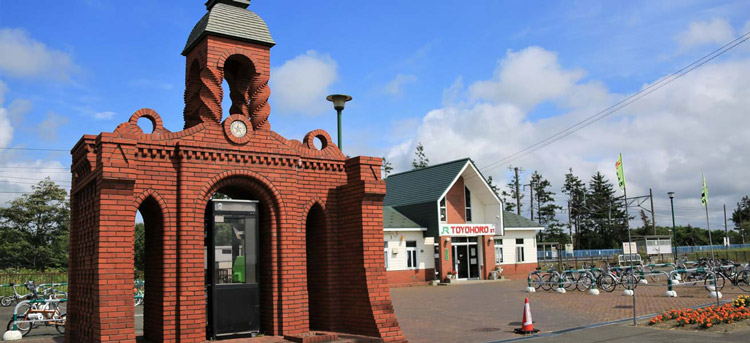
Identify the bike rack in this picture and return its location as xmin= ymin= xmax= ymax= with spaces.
xmin=667 ymin=267 xmax=721 ymax=298
xmin=9 ymin=298 xmax=68 ymax=330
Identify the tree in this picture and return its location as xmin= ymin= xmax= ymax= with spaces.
xmin=485 ymin=176 xmax=500 ymax=198
xmin=561 ymin=168 xmax=586 ymax=248
xmin=731 ymin=195 xmax=750 ymax=243
xmin=639 ymin=209 xmax=651 ymax=230
xmin=134 ymin=223 xmax=145 ymax=272
xmin=580 ymin=172 xmax=628 ymax=249
xmin=411 ymin=142 xmax=429 ymax=169
xmin=530 ymin=171 xmax=567 ymax=244
xmin=382 ymin=156 xmax=393 ymax=178
xmin=0 ymin=178 xmax=70 ymax=270
xmin=502 ymin=171 xmax=524 ymax=213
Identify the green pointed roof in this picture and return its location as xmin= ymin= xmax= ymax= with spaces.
xmin=384 ymin=158 xmax=471 ymax=207
xmin=503 ymin=211 xmax=543 ymax=228
xmin=383 ymin=206 xmax=422 ymax=229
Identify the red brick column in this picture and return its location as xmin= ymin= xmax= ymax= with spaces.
xmin=439 ymin=236 xmax=452 ymax=282
xmin=336 ymin=157 xmax=405 ymax=342
xmin=481 ymin=236 xmax=496 ymax=279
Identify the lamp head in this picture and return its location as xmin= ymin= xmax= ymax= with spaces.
xmin=326 ymin=94 xmax=352 ymax=111
xmin=668 ymin=192 xmax=675 ymax=199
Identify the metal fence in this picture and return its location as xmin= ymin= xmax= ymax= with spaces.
xmin=0 ymin=273 xmax=67 ymax=297
xmin=538 ymin=244 xmax=750 ymax=260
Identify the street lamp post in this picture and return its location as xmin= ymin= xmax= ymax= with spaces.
xmin=326 ymin=94 xmax=352 ymax=150
xmin=668 ymin=192 xmax=677 ymax=262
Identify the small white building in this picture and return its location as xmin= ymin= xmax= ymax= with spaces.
xmin=382 ymin=158 xmax=542 ymax=286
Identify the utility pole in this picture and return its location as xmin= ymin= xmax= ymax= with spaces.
xmin=741 ymin=210 xmax=745 ymax=244
xmin=512 ymin=167 xmax=522 ymax=215
xmin=529 ymin=182 xmax=534 ymax=220
xmin=568 ymin=200 xmax=574 ymax=250
xmin=649 ymin=188 xmax=656 ymax=235
xmin=724 ymin=204 xmax=729 ymax=250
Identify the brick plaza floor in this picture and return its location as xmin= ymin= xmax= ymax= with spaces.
xmin=388 ymin=277 xmax=750 ymax=343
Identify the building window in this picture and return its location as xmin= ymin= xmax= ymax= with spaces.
xmin=464 ymin=187 xmax=472 ymax=222
xmin=516 ymin=238 xmax=525 ymax=263
xmin=439 ymin=197 xmax=447 ymax=222
xmin=406 ymin=241 xmax=417 ymax=268
xmin=384 ymin=241 xmax=389 ymax=270
xmin=494 ymin=239 xmax=503 ymax=264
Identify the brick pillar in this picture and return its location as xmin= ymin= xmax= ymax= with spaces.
xmin=336 ymin=157 xmax=405 ymax=342
xmin=481 ymin=236 xmax=496 ymax=279
xmin=439 ymin=236 xmax=453 ymax=282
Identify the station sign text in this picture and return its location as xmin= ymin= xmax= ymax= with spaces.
xmin=440 ymin=224 xmax=496 ymax=236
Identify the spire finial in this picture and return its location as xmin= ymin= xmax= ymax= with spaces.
xmin=205 ymin=0 xmax=250 ymax=11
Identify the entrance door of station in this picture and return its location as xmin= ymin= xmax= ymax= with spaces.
xmin=206 ymin=199 xmax=260 ymax=339
xmin=452 ymin=237 xmax=479 ymax=279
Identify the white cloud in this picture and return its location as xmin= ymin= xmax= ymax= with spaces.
xmin=270 ymin=50 xmax=338 ymax=115
xmin=676 ymin=18 xmax=734 ymax=49
xmin=93 ymin=111 xmax=115 ymax=120
xmin=384 ymin=74 xmax=417 ymax=96
xmin=468 ymin=47 xmax=587 ymax=110
xmin=0 ymin=81 xmax=12 ymax=149
xmin=36 ymin=112 xmax=68 ymax=141
xmin=7 ymin=98 xmax=32 ymax=124
xmin=387 ymin=46 xmax=750 ymax=227
xmin=0 ymin=28 xmax=77 ymax=81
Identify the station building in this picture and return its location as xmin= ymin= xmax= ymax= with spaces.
xmin=382 ymin=159 xmax=543 ymax=286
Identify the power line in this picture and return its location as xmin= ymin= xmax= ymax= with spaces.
xmin=0 ymin=175 xmax=71 ymax=183
xmin=478 ymin=29 xmax=750 ymax=173
xmin=0 ymin=166 xmax=69 ymax=170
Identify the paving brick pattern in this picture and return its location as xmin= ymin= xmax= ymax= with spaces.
xmin=389 ymin=278 xmax=750 ymax=343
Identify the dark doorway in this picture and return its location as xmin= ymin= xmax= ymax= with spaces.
xmin=136 ymin=197 xmax=165 ymax=342
xmin=306 ymin=204 xmax=328 ymax=331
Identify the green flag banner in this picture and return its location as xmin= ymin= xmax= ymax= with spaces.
xmin=701 ymin=174 xmax=708 ymax=206
xmin=616 ymin=153 xmax=626 ymax=190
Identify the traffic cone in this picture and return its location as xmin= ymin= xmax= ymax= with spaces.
xmin=513 ymin=297 xmax=539 ymax=334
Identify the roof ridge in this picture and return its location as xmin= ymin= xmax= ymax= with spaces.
xmin=386 ymin=157 xmax=470 ymax=178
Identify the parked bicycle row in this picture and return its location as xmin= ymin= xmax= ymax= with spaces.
xmin=527 ymin=257 xmax=750 ymax=294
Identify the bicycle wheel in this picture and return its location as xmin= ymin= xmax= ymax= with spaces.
xmin=530 ymin=273 xmax=543 ymax=290
xmin=7 ymin=316 xmax=32 ymax=336
xmin=736 ymin=270 xmax=750 ymax=292
xmin=0 ymin=296 xmax=12 ymax=307
xmin=55 ymin=313 xmax=66 ymax=334
xmin=576 ymin=274 xmax=593 ymax=292
xmin=704 ymin=273 xmax=725 ymax=291
xmin=541 ymin=274 xmax=553 ymax=291
xmin=599 ymin=275 xmax=616 ymax=292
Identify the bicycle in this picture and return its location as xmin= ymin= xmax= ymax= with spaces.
xmin=0 ymin=282 xmax=35 ymax=307
xmin=134 ymin=280 xmax=145 ymax=306
xmin=598 ymin=265 xmax=639 ymax=292
xmin=702 ymin=260 xmax=750 ymax=292
xmin=6 ymin=298 xmax=66 ymax=336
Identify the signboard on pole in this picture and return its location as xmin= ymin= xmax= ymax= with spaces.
xmin=622 ymin=242 xmax=637 ymax=254
xmin=724 ymin=237 xmax=730 ymax=247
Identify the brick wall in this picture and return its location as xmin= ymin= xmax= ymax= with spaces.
xmin=445 ymin=177 xmax=466 ymax=224
xmin=500 ymin=263 xmax=539 ymax=278
xmin=387 ymin=269 xmax=435 ymax=287
xmin=66 ymin=27 xmax=405 ymax=343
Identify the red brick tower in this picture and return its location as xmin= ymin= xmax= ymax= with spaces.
xmin=66 ymin=1 xmax=405 ymax=342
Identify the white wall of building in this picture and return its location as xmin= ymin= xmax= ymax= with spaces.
xmin=494 ymin=229 xmax=539 ymax=265
xmin=384 ymin=231 xmax=435 ymax=271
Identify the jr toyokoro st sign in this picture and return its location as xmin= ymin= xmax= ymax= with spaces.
xmin=440 ymin=224 xmax=496 ymax=236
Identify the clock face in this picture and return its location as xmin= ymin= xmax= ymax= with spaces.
xmin=230 ymin=120 xmax=247 ymax=138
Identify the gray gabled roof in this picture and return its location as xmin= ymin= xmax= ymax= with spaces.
xmin=384 ymin=158 xmax=471 ymax=207
xmin=182 ymin=2 xmax=275 ymax=55
xmin=503 ymin=211 xmax=543 ymax=228
xmin=383 ymin=206 xmax=422 ymax=229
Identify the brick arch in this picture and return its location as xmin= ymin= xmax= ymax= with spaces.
xmin=131 ymin=189 xmax=173 ymax=343
xmin=198 ymin=169 xmax=286 ymax=334
xmin=215 ymin=47 xmax=261 ymax=71
xmin=300 ymin=197 xmax=326 ymax=227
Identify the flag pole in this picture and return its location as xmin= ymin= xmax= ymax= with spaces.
xmin=623 ymin=182 xmax=636 ymax=326
xmin=705 ymin=205 xmax=715 ymax=260
xmin=617 ymin=153 xmax=636 ymax=326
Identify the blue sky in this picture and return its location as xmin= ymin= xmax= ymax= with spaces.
xmin=1 ymin=0 xmax=749 ymax=229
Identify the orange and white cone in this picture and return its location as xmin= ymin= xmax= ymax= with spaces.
xmin=514 ymin=297 xmax=539 ymax=334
